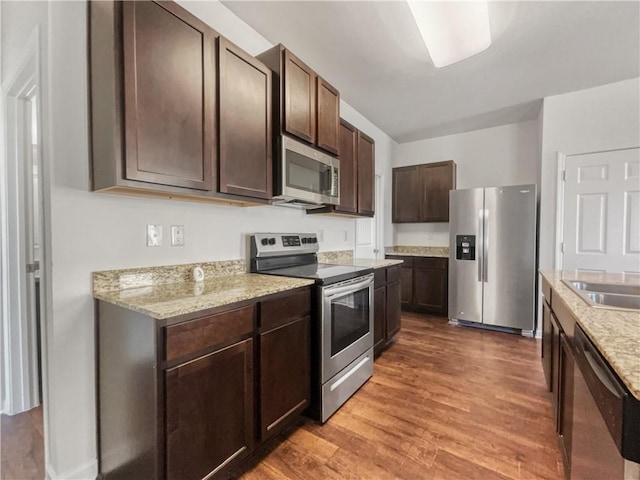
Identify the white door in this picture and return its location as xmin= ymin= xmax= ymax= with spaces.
xmin=562 ymin=148 xmax=640 ymax=273
xmin=355 ymin=174 xmax=383 ymax=258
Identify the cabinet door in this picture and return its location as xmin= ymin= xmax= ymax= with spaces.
xmin=559 ymin=333 xmax=575 ymax=477
xmin=421 ymin=161 xmax=456 ymax=222
xmin=165 ymin=338 xmax=253 ymax=480
xmin=386 ymin=281 xmax=401 ymax=340
xmin=374 ymin=285 xmax=387 ymax=353
xmin=260 ymin=316 xmax=310 ymax=440
xmin=219 ymin=38 xmax=272 ymax=199
xmin=392 ymin=166 xmax=421 ymax=222
xmin=542 ymin=301 xmax=553 ymax=392
xmin=550 ymin=312 xmax=561 ymax=430
xmin=413 ymin=265 xmax=448 ymax=315
xmin=122 ymin=1 xmax=215 ymax=190
xmin=400 ymin=266 xmax=413 ymax=307
xmin=283 ymin=50 xmax=316 ymax=144
xmin=335 ymin=120 xmax=358 ymax=214
xmin=357 ymin=132 xmax=375 ymax=216
xmin=316 ymin=77 xmax=340 ymax=155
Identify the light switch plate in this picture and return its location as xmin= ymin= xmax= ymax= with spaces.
xmin=146 ymin=225 xmax=163 ymax=247
xmin=171 ymin=225 xmax=184 ymax=247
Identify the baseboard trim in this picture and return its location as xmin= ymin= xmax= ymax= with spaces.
xmin=46 ymin=459 xmax=97 ymax=480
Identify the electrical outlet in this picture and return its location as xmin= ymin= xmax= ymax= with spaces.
xmin=171 ymin=225 xmax=184 ymax=247
xmin=343 ymin=230 xmax=348 ymax=241
xmin=318 ymin=229 xmax=324 ymax=242
xmin=146 ymin=225 xmax=163 ymax=247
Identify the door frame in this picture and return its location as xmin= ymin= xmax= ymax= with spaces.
xmin=1 ymin=25 xmax=51 ymax=457
xmin=555 ymin=152 xmax=566 ymax=270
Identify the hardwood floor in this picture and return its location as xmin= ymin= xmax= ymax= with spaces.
xmin=1 ymin=405 xmax=44 ymax=480
xmin=240 ymin=313 xmax=563 ymax=480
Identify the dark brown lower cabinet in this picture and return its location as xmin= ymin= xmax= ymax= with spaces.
xmin=165 ymin=339 xmax=253 ymax=480
xmin=97 ymin=286 xmax=311 ymax=480
xmin=386 ymin=281 xmax=401 ymax=339
xmin=558 ymin=333 xmax=575 ymax=478
xmin=373 ymin=285 xmax=387 ymax=352
xmin=259 ymin=316 xmax=310 ymax=441
xmin=386 ymin=255 xmax=448 ymax=316
xmin=550 ymin=310 xmax=561 ymax=424
xmin=542 ymin=300 xmax=553 ymax=391
xmin=373 ymin=266 xmax=402 ymax=355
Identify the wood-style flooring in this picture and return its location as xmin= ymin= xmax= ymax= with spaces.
xmin=240 ymin=313 xmax=563 ymax=480
xmin=1 ymin=405 xmax=44 ymax=480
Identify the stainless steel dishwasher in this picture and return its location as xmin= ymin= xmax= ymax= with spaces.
xmin=571 ymin=325 xmax=640 ymax=480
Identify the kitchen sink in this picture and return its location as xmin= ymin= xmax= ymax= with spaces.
xmin=566 ymin=281 xmax=640 ymax=296
xmin=562 ymin=280 xmax=640 ymax=311
xmin=584 ymin=292 xmax=640 ymax=310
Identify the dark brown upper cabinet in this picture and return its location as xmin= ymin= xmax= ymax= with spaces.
xmin=316 ymin=77 xmax=340 ymax=155
xmin=309 ymin=119 xmax=375 ymax=218
xmin=392 ymin=161 xmax=456 ymax=223
xmin=89 ymin=1 xmax=271 ymax=206
xmin=257 ymin=44 xmax=340 ymax=155
xmin=218 ymin=38 xmax=272 ymax=200
xmin=335 ymin=120 xmax=358 ymax=214
xmin=122 ymin=1 xmax=216 ymax=191
xmin=284 ymin=49 xmax=316 ymax=144
xmin=357 ymin=131 xmax=375 ymax=216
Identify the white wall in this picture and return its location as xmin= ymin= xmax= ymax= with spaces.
xmin=392 ymin=120 xmax=540 ymax=246
xmin=4 ymin=1 xmax=396 ymax=477
xmin=539 ymin=77 xmax=640 ymax=271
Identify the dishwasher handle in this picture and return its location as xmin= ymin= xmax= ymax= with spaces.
xmin=575 ymin=327 xmax=624 ymax=400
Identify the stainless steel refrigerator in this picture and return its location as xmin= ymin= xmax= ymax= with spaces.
xmin=448 ymin=184 xmax=537 ymax=333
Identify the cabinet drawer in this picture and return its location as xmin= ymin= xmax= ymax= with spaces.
xmin=165 ymin=305 xmax=254 ymax=362
xmin=374 ymin=269 xmax=386 ymax=288
xmin=261 ymin=288 xmax=311 ymax=331
xmin=414 ymin=257 xmax=447 ymax=270
xmin=386 ymin=266 xmax=401 ymax=284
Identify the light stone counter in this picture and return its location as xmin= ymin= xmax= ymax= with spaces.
xmin=331 ymin=258 xmax=404 ymax=269
xmin=540 ymin=269 xmax=640 ymax=400
xmin=385 ymin=246 xmax=449 ymax=258
xmin=93 ymin=260 xmax=314 ymax=320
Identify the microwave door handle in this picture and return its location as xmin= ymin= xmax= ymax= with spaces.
xmin=331 ymin=166 xmax=339 ymax=197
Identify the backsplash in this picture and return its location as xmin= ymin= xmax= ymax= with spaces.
xmin=317 ymin=250 xmax=354 ymax=263
xmin=92 ymin=259 xmax=247 ymax=294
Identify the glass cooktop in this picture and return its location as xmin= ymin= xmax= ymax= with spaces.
xmin=263 ymin=263 xmax=373 ymax=285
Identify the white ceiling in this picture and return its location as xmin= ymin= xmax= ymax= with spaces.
xmin=223 ymin=1 xmax=640 ymax=143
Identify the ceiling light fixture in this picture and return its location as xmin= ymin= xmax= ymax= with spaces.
xmin=407 ymin=1 xmax=493 ymax=68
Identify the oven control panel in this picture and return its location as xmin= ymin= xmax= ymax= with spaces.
xmin=251 ymin=233 xmax=319 ymax=257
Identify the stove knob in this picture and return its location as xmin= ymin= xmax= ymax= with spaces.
xmin=268 ymin=238 xmax=276 ymax=245
xmin=301 ymin=238 xmax=308 ymax=244
xmin=312 ymin=238 xmax=318 ymax=244
xmin=261 ymin=238 xmax=268 ymax=246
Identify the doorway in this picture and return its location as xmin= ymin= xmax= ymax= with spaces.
xmin=558 ymin=148 xmax=640 ymax=273
xmin=1 ymin=31 xmax=48 ymax=480
xmin=355 ymin=174 xmax=383 ymax=258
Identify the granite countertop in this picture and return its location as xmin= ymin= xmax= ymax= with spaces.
xmin=540 ymin=269 xmax=640 ymax=400
xmin=385 ymin=246 xmax=449 ymax=258
xmin=329 ymin=258 xmax=404 ymax=269
xmin=94 ymin=273 xmax=315 ymax=320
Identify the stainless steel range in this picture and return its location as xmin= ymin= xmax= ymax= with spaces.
xmin=250 ymin=233 xmax=374 ymax=422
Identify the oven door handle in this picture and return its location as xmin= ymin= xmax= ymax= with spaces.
xmin=324 ymin=276 xmax=373 ymax=298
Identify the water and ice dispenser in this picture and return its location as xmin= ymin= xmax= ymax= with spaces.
xmin=456 ymin=235 xmax=476 ymax=260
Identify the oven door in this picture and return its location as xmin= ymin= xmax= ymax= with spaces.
xmin=321 ymin=274 xmax=374 ymax=383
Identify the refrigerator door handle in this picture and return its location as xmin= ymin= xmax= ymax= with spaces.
xmin=478 ymin=208 xmax=483 ymax=282
xmin=484 ymin=208 xmax=489 ymax=282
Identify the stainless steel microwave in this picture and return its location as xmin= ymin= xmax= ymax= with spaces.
xmin=273 ymin=135 xmax=340 ymax=207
